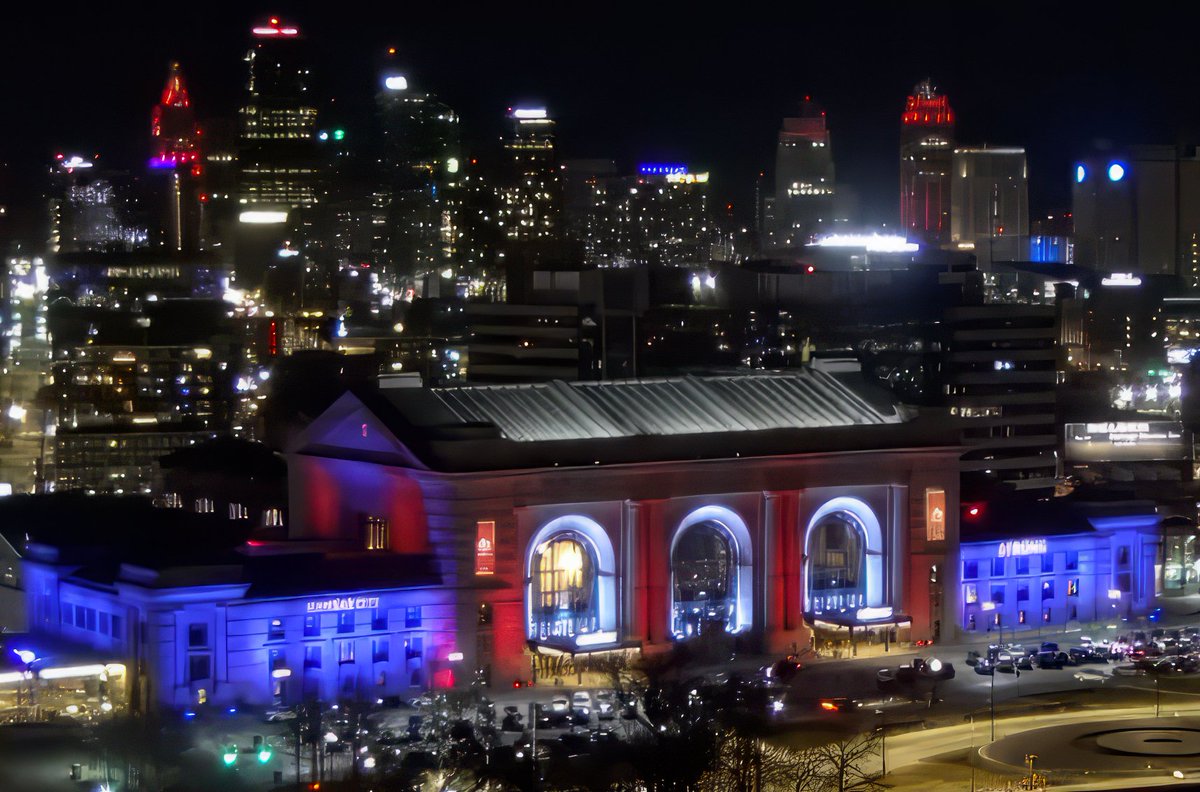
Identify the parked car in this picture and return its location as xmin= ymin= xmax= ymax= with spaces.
xmin=1035 ymin=651 xmax=1067 ymax=670
xmin=501 ymin=706 xmax=524 ymax=732
xmin=1069 ymin=646 xmax=1108 ymax=664
xmin=594 ymin=691 xmax=616 ymax=721
xmin=571 ymin=691 xmax=592 ymax=715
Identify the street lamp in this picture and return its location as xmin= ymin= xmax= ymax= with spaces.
xmin=875 ymin=709 xmax=886 ymax=778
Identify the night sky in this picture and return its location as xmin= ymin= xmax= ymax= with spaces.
xmin=3 ymin=3 xmax=1198 ymax=228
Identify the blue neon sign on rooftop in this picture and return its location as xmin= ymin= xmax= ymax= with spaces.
xmin=638 ymin=163 xmax=688 ymax=175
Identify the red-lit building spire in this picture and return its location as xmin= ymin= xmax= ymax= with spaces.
xmin=151 ymin=62 xmax=201 ymax=169
xmin=899 ymin=79 xmax=956 ymax=245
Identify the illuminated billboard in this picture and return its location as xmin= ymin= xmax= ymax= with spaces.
xmin=1065 ymin=421 xmax=1188 ymax=463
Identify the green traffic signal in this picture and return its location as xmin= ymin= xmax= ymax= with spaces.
xmin=222 ymin=746 xmax=238 ymax=766
xmin=257 ymin=746 xmax=272 ymax=764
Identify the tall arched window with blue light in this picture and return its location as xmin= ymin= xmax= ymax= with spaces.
xmin=671 ymin=522 xmax=735 ymax=638
xmin=808 ymin=511 xmax=867 ymax=613
xmin=529 ymin=534 xmax=598 ymax=643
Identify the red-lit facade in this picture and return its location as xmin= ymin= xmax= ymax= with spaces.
xmin=900 ymin=81 xmax=955 ymax=246
xmin=150 ymin=63 xmax=204 ymax=251
xmin=151 ymin=62 xmax=201 ymax=169
xmin=286 ymin=379 xmax=963 ymax=686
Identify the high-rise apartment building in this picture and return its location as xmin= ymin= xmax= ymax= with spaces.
xmin=238 ymin=17 xmax=320 ymax=211
xmin=900 ymin=81 xmax=955 ymax=246
xmin=772 ymin=98 xmax=835 ymax=247
xmin=497 ymin=107 xmax=560 ymax=241
xmin=376 ymin=55 xmax=461 ymax=279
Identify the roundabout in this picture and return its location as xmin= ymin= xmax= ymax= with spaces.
xmin=980 ymin=717 xmax=1200 ymax=775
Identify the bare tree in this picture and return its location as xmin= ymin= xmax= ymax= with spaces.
xmin=810 ymin=732 xmax=885 ymax=792
xmin=701 ymin=729 xmax=807 ymax=792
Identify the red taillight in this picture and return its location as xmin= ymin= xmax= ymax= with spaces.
xmin=820 ymin=700 xmax=838 ymax=711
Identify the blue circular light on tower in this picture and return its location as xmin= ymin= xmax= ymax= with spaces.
xmin=1108 ymin=162 xmax=1126 ymax=182
xmin=1075 ymin=165 xmax=1087 ymax=184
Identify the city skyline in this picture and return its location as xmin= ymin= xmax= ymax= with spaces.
xmin=4 ymin=4 xmax=1200 ymax=230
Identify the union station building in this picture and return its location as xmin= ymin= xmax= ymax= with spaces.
xmin=19 ymin=367 xmax=971 ymax=708
xmin=286 ymin=368 xmax=962 ymax=689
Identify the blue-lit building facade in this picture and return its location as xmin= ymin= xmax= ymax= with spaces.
xmin=20 ymin=529 xmax=456 ymax=710
xmin=956 ymin=499 xmax=1161 ymax=636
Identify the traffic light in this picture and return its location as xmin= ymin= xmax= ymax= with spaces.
xmin=222 ymin=745 xmax=238 ymax=767
xmin=257 ymin=744 xmax=273 ymax=764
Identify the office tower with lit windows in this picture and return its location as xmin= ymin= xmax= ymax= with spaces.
xmin=497 ymin=107 xmax=560 ymax=241
xmin=47 ymin=155 xmax=149 ymax=254
xmin=900 ymin=80 xmax=955 ymax=245
xmin=376 ymin=53 xmax=462 ymax=280
xmin=238 ymin=17 xmax=320 ymax=211
xmin=771 ymin=98 xmax=835 ymax=247
xmin=149 ymin=62 xmax=204 ymax=252
xmin=950 ymin=147 xmax=1028 ymax=266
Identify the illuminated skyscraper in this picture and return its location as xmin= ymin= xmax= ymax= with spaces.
xmin=772 ymin=98 xmax=835 ymax=247
xmin=238 ymin=17 xmax=320 ymax=212
xmin=149 ymin=62 xmax=204 ymax=251
xmin=497 ymin=107 xmax=560 ymax=241
xmin=376 ymin=52 xmax=461 ymax=278
xmin=950 ymin=147 xmax=1028 ymax=266
xmin=900 ymin=80 xmax=955 ymax=245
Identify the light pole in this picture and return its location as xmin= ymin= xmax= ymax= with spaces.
xmin=989 ymin=668 xmax=995 ymax=741
xmin=875 ymin=709 xmax=886 ymax=778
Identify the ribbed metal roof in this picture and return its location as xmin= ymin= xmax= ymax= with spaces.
xmin=432 ymin=372 xmax=902 ymax=442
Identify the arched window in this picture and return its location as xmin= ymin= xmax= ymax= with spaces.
xmin=525 ymin=516 xmax=617 ymax=650
xmin=670 ymin=506 xmax=753 ymax=639
xmin=534 ymin=536 xmax=596 ymax=620
xmin=672 ymin=522 xmax=734 ymax=637
xmin=804 ymin=497 xmax=885 ymax=618
xmin=807 ymin=512 xmax=865 ymax=612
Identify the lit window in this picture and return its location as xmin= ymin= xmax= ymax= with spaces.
xmin=268 ymin=618 xmax=284 ymax=641
xmin=964 ymin=584 xmax=978 ymax=604
xmin=338 ymin=641 xmax=355 ymax=665
xmin=1018 ymin=610 xmax=1026 ymax=624
xmin=365 ymin=516 xmax=390 ymax=551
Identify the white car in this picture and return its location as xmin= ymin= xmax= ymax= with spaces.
xmin=550 ymin=695 xmax=570 ymax=714
xmin=594 ymin=691 xmax=615 ymax=720
xmin=1073 ymin=669 xmax=1108 ymax=684
xmin=571 ymin=691 xmax=592 ymax=712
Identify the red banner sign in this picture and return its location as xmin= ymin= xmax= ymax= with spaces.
xmin=475 ymin=521 xmax=496 ymax=575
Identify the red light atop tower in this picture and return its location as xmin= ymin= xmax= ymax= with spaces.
xmin=253 ymin=17 xmax=299 ymax=36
